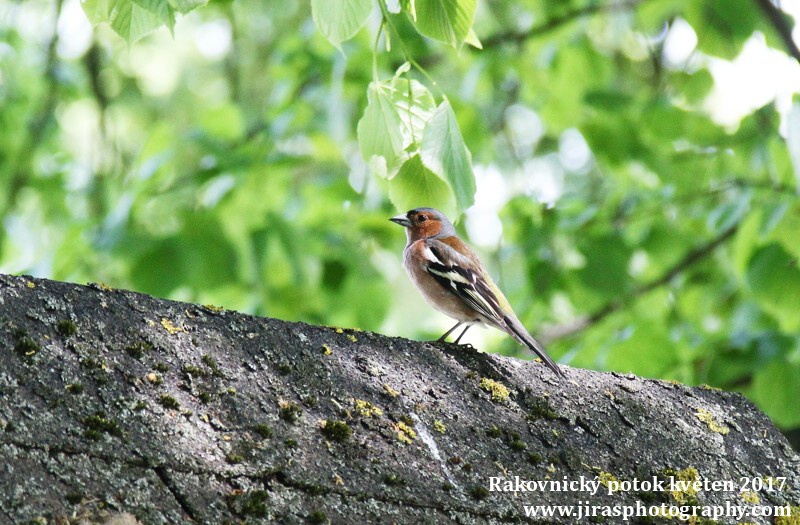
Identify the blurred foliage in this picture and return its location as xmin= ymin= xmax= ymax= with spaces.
xmin=1 ymin=0 xmax=799 ymax=440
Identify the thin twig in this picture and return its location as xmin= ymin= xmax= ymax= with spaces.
xmin=542 ymin=221 xmax=740 ymax=342
xmin=4 ymin=0 xmax=64 ymax=215
xmin=723 ymin=177 xmax=799 ymax=196
xmin=481 ymin=0 xmax=643 ymax=49
xmin=754 ymin=0 xmax=800 ymax=64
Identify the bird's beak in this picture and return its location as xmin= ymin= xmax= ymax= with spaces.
xmin=389 ymin=214 xmax=412 ymax=228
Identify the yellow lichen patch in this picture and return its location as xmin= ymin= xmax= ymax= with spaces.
xmin=695 ymin=408 xmax=729 ymax=435
xmin=395 ymin=421 xmax=416 ymax=444
xmin=335 ymin=328 xmax=344 ymax=334
xmin=699 ymin=384 xmax=722 ymax=391
xmin=26 ymin=281 xmax=36 ymax=289
xmin=160 ymin=318 xmax=184 ymax=335
xmin=775 ymin=505 xmax=800 ymax=525
xmin=321 ymin=344 xmax=333 ymax=355
xmin=775 ymin=507 xmax=800 ymax=525
xmin=479 ymin=378 xmax=509 ymax=402
xmin=740 ymin=491 xmax=760 ymax=504
xmin=433 ymin=420 xmax=446 ymax=434
xmin=598 ymin=472 xmax=619 ymax=492
xmin=95 ymin=282 xmax=114 ymax=291
xmin=203 ymin=304 xmax=225 ymax=312
xmin=383 ymin=383 xmax=400 ymax=398
xmin=669 ymin=467 xmax=700 ymax=503
xmin=346 ymin=334 xmax=357 ymax=342
xmin=353 ymin=399 xmax=383 ymax=418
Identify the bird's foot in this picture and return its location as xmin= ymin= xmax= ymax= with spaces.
xmin=431 ymin=339 xmax=476 ymax=351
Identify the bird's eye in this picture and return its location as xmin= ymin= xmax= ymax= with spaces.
xmin=418 ymin=215 xmax=427 ymax=222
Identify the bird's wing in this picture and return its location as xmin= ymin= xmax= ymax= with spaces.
xmin=424 ymin=237 xmax=566 ymax=379
xmin=423 ymin=237 xmax=507 ymax=326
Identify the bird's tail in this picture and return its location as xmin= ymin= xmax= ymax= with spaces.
xmin=502 ymin=315 xmax=565 ymax=379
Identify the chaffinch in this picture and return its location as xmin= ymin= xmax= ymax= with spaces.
xmin=391 ymin=207 xmax=565 ymax=379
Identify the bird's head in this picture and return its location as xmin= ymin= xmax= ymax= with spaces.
xmin=390 ymin=208 xmax=455 ymax=242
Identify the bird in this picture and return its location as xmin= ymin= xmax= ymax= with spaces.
xmin=390 ymin=207 xmax=565 ymax=379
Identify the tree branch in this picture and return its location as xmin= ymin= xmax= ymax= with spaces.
xmin=725 ymin=177 xmax=799 ymax=196
xmin=2 ymin=0 xmax=64 ymax=220
xmin=481 ymin=0 xmax=643 ymax=49
xmin=754 ymin=0 xmax=800 ymax=64
xmin=2 ymin=273 xmax=799 ymax=522
xmin=543 ymin=221 xmax=740 ymax=342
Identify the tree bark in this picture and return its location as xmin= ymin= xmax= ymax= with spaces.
xmin=1 ymin=274 xmax=798 ymax=524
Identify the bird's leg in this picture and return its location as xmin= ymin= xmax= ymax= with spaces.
xmin=437 ymin=321 xmax=463 ymax=342
xmin=453 ymin=324 xmax=472 ymax=344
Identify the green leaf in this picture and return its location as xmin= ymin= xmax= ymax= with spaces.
xmin=464 ymin=27 xmax=482 ymax=49
xmin=768 ymin=202 xmax=800 ymax=260
xmin=671 ymin=69 xmax=714 ymax=105
xmin=357 ymin=82 xmax=406 ymax=177
xmin=311 ymin=0 xmax=372 ymax=50
xmin=731 ymin=209 xmax=761 ymax=279
xmin=746 ymin=243 xmax=800 ymax=331
xmin=357 ymin=69 xmax=437 ymax=179
xmin=540 ymin=44 xmax=603 ymax=131
xmin=402 ymin=0 xmax=416 ymax=19
xmin=200 ymin=103 xmax=244 ymax=141
xmin=392 ymin=76 xmax=437 ymax=150
xmin=636 ymin=0 xmax=684 ymax=34
xmin=684 ymin=0 xmax=759 ymax=59
xmin=786 ymin=102 xmax=800 ymax=190
xmin=166 ymin=0 xmax=207 ymax=13
xmin=81 ymin=0 xmax=111 ymax=25
xmin=751 ymin=359 xmax=800 ymax=427
xmin=706 ymin=192 xmax=750 ymax=234
xmin=420 ymin=100 xmax=475 ymax=213
xmin=410 ymin=0 xmax=477 ymax=48
xmin=389 ymin=155 xmax=456 ymax=218
xmin=576 ymin=233 xmax=632 ymax=299
xmin=81 ymin=0 xmax=177 ymax=43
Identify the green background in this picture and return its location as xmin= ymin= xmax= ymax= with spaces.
xmin=1 ymin=0 xmax=799 ymax=448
